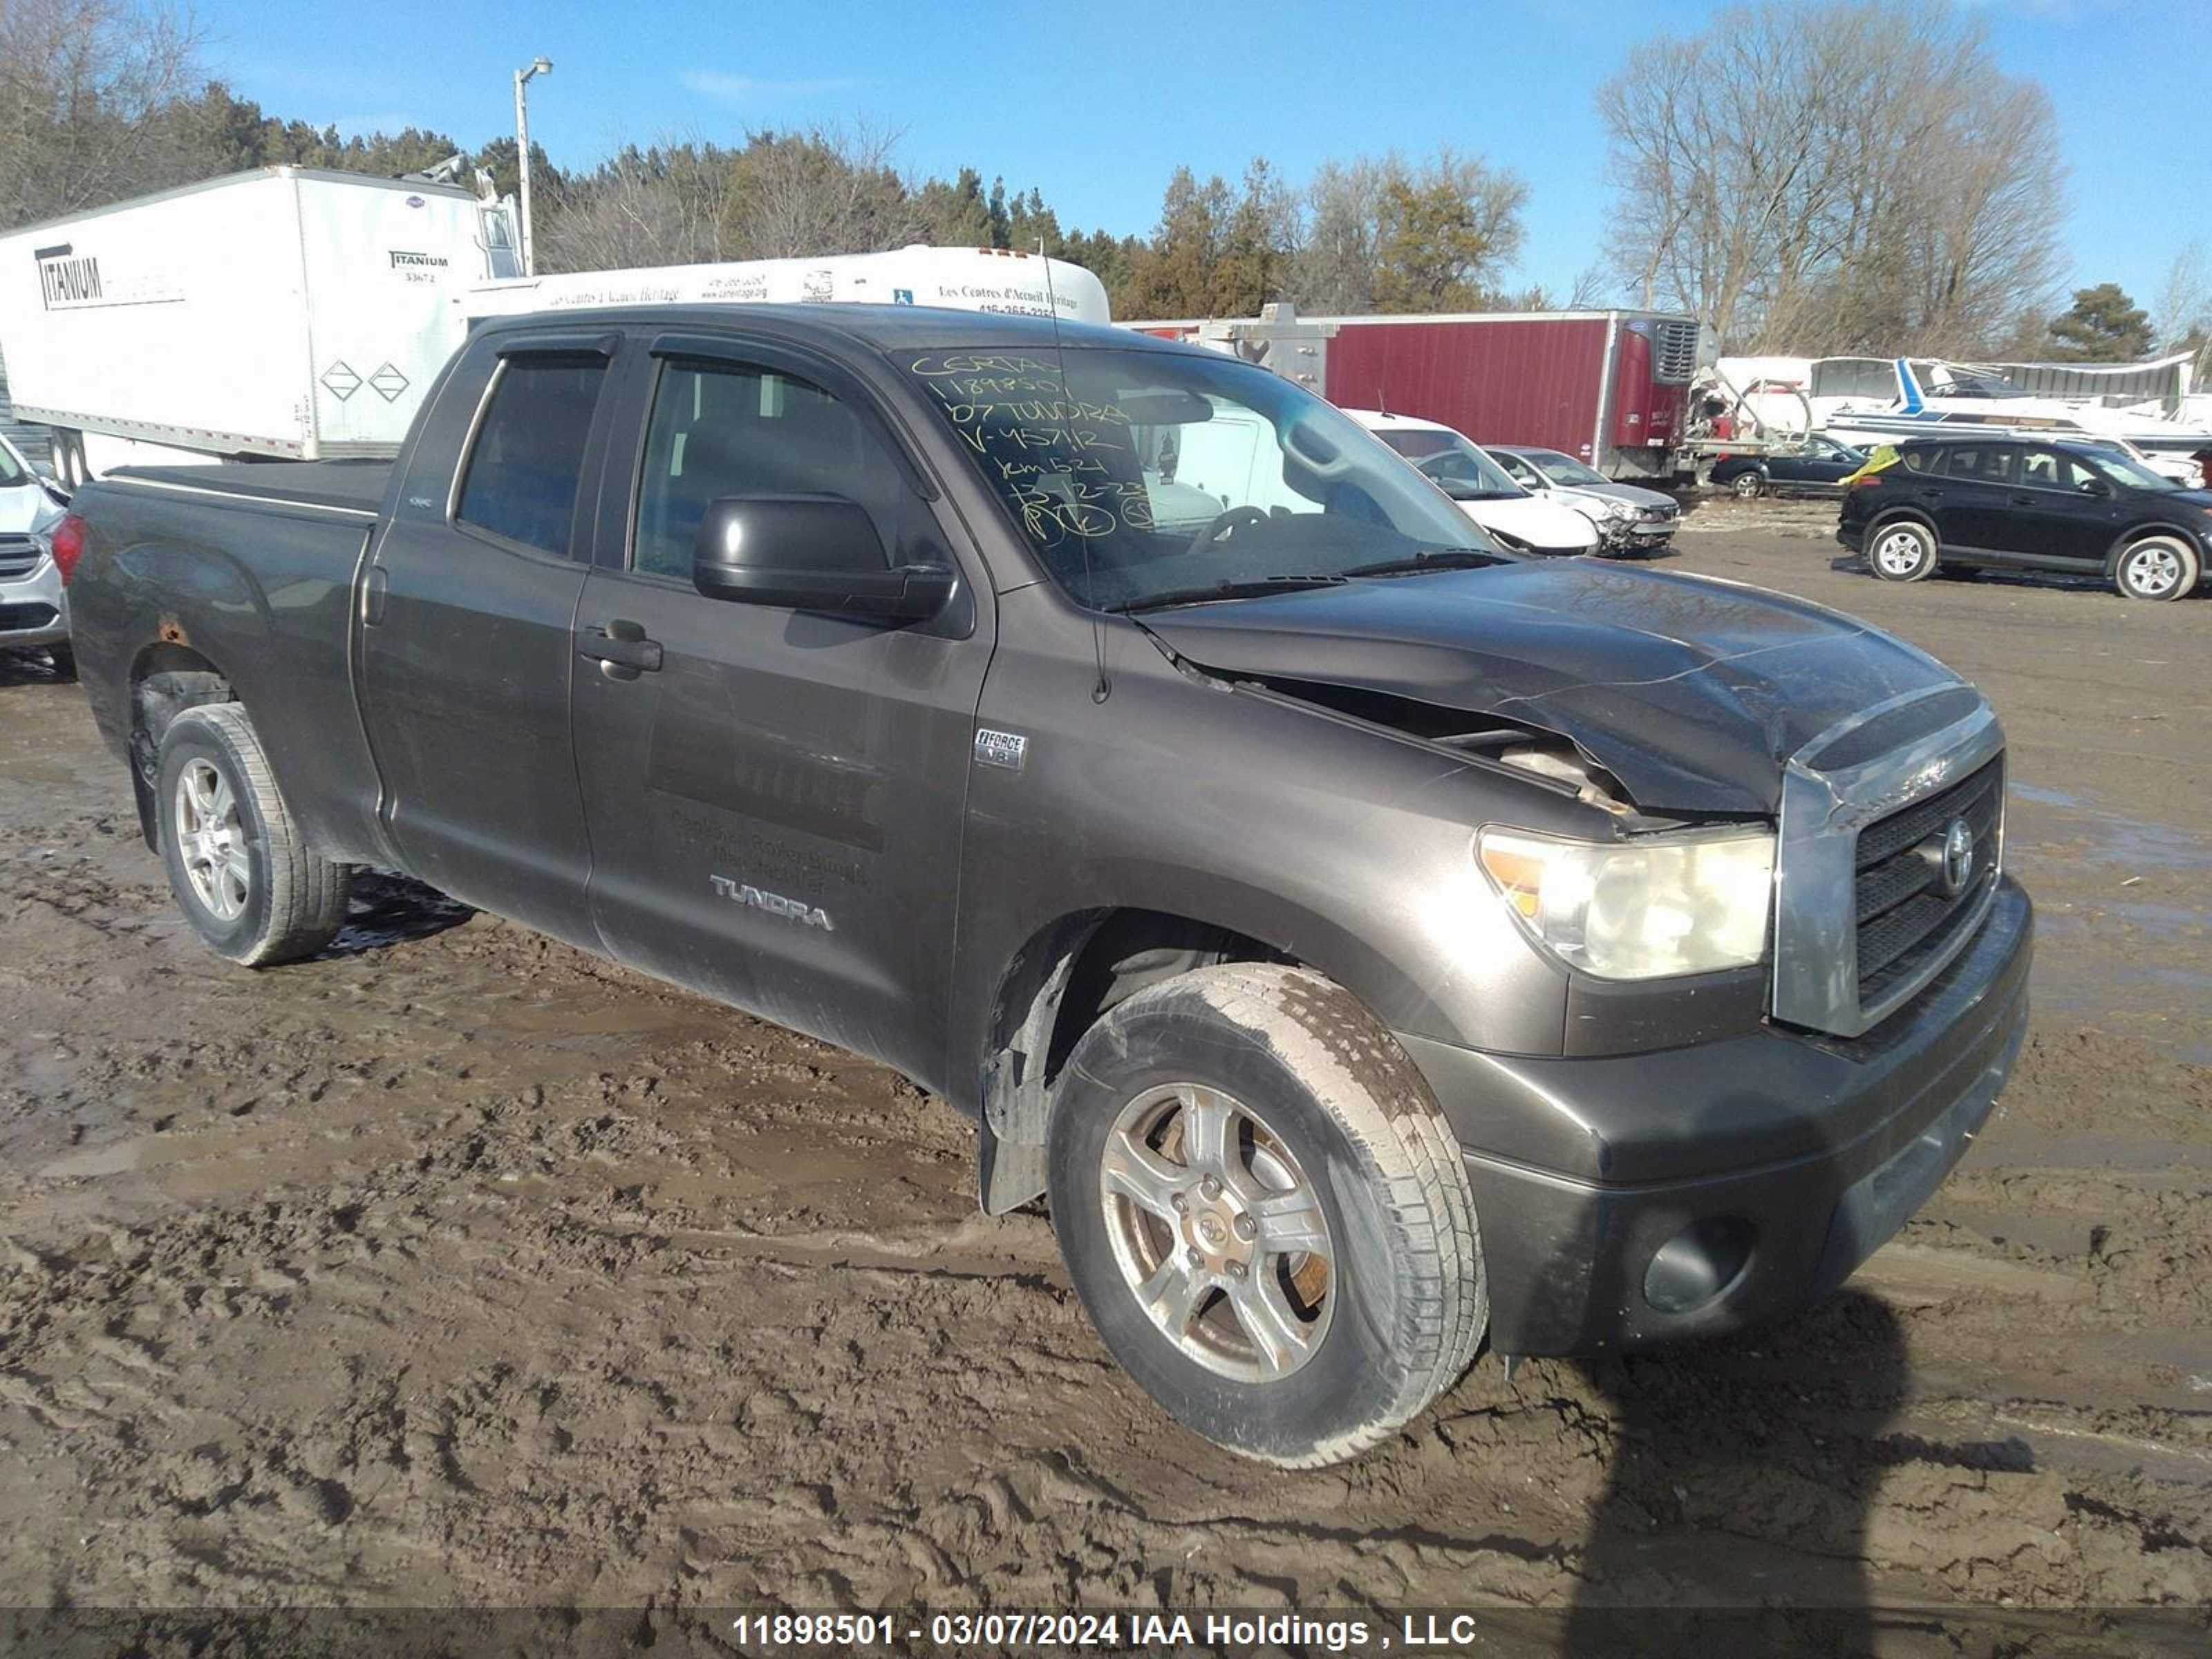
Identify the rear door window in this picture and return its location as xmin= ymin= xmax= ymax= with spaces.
xmin=455 ymin=357 xmax=609 ymax=556
xmin=1942 ymin=445 xmax=2014 ymax=485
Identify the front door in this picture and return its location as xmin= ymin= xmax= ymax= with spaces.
xmin=2010 ymin=446 xmax=2117 ymax=566
xmin=568 ymin=333 xmax=992 ymax=1087
xmin=355 ymin=334 xmax=617 ymax=948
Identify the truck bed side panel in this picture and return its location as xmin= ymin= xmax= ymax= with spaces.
xmin=68 ymin=476 xmax=388 ymax=864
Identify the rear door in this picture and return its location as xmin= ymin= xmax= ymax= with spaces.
xmin=354 ymin=328 xmax=617 ymax=948
xmin=567 ymin=328 xmax=992 ymax=1085
xmin=1933 ymin=442 xmax=2018 ymax=553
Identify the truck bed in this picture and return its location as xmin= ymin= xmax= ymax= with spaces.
xmin=109 ymin=458 xmax=393 ymax=516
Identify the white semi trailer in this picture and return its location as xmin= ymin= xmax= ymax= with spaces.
xmin=0 ymin=165 xmax=1114 ymax=482
xmin=0 ymin=167 xmax=521 ymax=481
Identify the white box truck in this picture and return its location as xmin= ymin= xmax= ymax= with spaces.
xmin=460 ymin=245 xmax=1110 ymax=328
xmin=0 ymin=167 xmax=520 ymax=482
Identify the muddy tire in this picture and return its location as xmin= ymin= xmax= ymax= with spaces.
xmin=1047 ymin=962 xmax=1485 ymax=1467
xmin=46 ymin=644 xmax=75 ymax=681
xmin=1730 ymin=469 xmax=1765 ymax=499
xmin=1866 ymin=518 xmax=1938 ymax=582
xmin=2112 ymin=534 xmax=2197 ymax=602
xmin=156 ymin=703 xmax=350 ymax=966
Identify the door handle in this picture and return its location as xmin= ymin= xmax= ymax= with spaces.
xmin=2007 ymin=493 xmax=2034 ymax=506
xmin=359 ymin=566 xmax=388 ymax=626
xmin=579 ymin=620 xmax=662 ymax=679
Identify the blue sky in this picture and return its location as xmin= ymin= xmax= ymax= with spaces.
xmin=203 ymin=0 xmax=2201 ymax=326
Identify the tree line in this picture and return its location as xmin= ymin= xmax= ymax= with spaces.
xmin=3 ymin=0 xmax=2204 ymax=363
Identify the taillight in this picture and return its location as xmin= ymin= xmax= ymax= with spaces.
xmin=1850 ymin=474 xmax=1881 ymax=487
xmin=48 ymin=513 xmax=86 ymax=585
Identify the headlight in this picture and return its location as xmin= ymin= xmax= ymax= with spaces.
xmin=1477 ymin=826 xmax=1775 ymax=980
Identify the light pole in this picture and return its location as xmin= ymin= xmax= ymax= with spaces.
xmin=513 ymin=56 xmax=553 ymax=276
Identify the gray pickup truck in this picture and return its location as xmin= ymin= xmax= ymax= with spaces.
xmin=60 ymin=306 xmax=2031 ymax=1467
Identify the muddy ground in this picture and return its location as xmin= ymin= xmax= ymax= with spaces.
xmin=0 ymin=514 xmax=2207 ymax=1654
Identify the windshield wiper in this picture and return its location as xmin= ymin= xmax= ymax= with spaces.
xmin=1340 ymin=548 xmax=1506 ymax=579
xmin=1112 ymin=575 xmax=1349 ymax=614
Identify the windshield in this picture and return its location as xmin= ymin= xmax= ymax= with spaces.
xmin=2088 ymin=449 xmax=2177 ymax=491
xmin=0 ymin=440 xmax=25 ymax=489
xmin=901 ymin=346 xmax=1499 ymax=610
xmin=1521 ymin=449 xmax=1607 ymax=486
xmin=1373 ymin=428 xmax=1524 ymax=498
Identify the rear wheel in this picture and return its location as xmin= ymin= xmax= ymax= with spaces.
xmin=1730 ymin=469 xmax=1765 ymax=500
xmin=2112 ymin=535 xmax=2197 ymax=602
xmin=1047 ymin=963 xmax=1485 ymax=1467
xmin=1867 ymin=519 xmax=1938 ymax=582
xmin=45 ymin=644 xmax=75 ymax=681
xmin=157 ymin=703 xmax=350 ymax=966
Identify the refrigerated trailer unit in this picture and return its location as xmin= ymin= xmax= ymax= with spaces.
xmin=0 ymin=167 xmax=518 ymax=480
xmin=1130 ymin=308 xmax=1703 ymax=480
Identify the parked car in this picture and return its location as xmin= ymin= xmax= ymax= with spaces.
xmin=1344 ymin=411 xmax=1599 ymax=556
xmin=1838 ymin=436 xmax=2211 ymax=601
xmin=0 ymin=432 xmax=72 ymax=671
xmin=62 ymin=305 xmax=2031 ymax=1467
xmin=1711 ymin=435 xmax=1868 ymax=498
xmin=1487 ymin=444 xmax=1680 ymax=552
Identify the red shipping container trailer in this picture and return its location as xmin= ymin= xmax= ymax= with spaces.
xmin=1127 ymin=308 xmax=1702 ymax=481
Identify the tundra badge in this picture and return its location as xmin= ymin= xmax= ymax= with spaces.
xmin=711 ymin=874 xmax=833 ymax=930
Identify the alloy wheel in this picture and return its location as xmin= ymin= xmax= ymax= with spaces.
xmin=174 ymin=758 xmax=250 ymax=921
xmin=1097 ymin=1082 xmax=1335 ymax=1382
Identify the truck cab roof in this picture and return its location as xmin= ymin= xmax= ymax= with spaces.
xmin=467 ymin=302 xmax=1172 ymax=359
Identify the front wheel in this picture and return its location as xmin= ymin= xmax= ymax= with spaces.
xmin=1866 ymin=519 xmax=1939 ymax=582
xmin=1047 ymin=963 xmax=1486 ymax=1467
xmin=2113 ymin=535 xmax=2198 ymax=601
xmin=157 ymin=702 xmax=351 ymax=966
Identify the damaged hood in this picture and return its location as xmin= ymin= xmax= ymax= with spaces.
xmin=1141 ymin=559 xmax=1967 ymax=814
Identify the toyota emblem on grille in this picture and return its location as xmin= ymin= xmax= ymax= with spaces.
xmin=1938 ymin=817 xmax=1975 ymax=897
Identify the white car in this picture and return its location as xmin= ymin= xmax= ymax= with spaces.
xmin=1344 ymin=411 xmax=1600 ymax=556
xmin=0 ymin=432 xmax=72 ymax=670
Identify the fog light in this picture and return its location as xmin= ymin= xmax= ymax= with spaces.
xmin=1643 ymin=1217 xmax=1754 ymax=1314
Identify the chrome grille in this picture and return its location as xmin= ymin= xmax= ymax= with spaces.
xmin=0 ymin=535 xmax=42 ymax=580
xmin=1772 ymin=688 xmax=2006 ymax=1039
xmin=1855 ymin=757 xmax=2002 ymax=1000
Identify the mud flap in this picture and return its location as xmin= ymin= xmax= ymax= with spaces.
xmin=976 ymin=939 xmax=1087 ymax=1215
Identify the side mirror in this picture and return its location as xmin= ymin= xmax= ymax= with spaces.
xmin=2081 ymin=476 xmax=2113 ymax=498
xmin=692 ymin=494 xmax=953 ymax=623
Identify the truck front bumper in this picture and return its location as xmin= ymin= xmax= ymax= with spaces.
xmin=0 ymin=550 xmax=71 ymax=650
xmin=1399 ymin=875 xmax=2032 ymax=1356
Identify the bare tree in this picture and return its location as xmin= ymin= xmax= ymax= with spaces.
xmin=729 ymin=122 xmax=925 ymax=259
xmin=541 ymin=124 xmax=930 ymax=274
xmin=0 ymin=0 xmax=206 ymax=228
xmin=1291 ymin=151 xmax=1524 ymax=314
xmin=2152 ymin=243 xmax=2211 ymax=351
xmin=1295 ymin=158 xmax=1388 ymax=312
xmin=1599 ymin=1 xmax=2063 ymax=355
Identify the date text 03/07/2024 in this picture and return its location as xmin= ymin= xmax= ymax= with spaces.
xmin=726 ymin=1611 xmax=1505 ymax=1651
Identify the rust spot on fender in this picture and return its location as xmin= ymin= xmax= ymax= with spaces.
xmin=157 ymin=619 xmax=189 ymax=646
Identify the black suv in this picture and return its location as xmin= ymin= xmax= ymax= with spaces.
xmin=1837 ymin=436 xmax=2211 ymax=600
